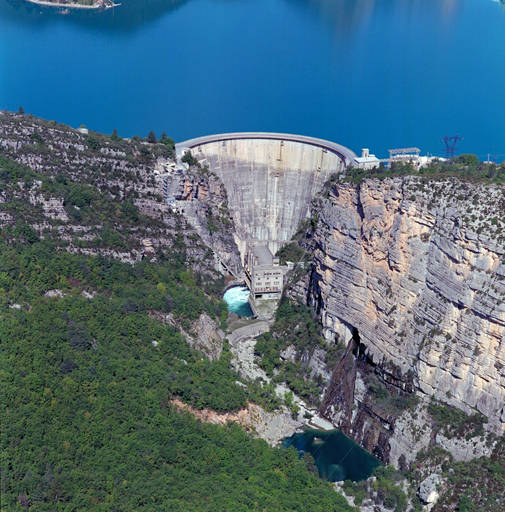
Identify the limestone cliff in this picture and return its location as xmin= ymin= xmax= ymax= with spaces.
xmin=309 ymin=176 xmax=505 ymax=436
xmin=167 ymin=167 xmax=242 ymax=275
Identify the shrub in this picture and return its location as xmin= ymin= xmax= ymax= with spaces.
xmin=85 ymin=136 xmax=99 ymax=151
xmin=16 ymin=223 xmax=39 ymax=243
xmin=457 ymin=495 xmax=476 ymax=512
xmin=60 ymin=357 xmax=78 ymax=375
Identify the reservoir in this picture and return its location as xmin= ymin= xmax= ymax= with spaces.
xmin=1 ymin=0 xmax=505 ymax=160
xmin=283 ymin=429 xmax=382 ymax=482
xmin=223 ymin=286 xmax=253 ymax=317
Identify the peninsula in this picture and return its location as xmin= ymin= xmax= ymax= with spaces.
xmin=23 ymin=0 xmax=120 ymax=9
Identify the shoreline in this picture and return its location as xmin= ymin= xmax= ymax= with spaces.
xmin=23 ymin=0 xmax=120 ymax=9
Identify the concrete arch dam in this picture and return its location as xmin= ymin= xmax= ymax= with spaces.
xmin=176 ymin=133 xmax=357 ymax=258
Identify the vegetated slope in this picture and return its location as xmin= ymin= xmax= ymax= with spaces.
xmin=0 ymin=113 xmax=353 ymax=511
xmin=0 ymin=241 xmax=352 ymax=511
xmin=0 ymin=110 xmax=240 ymax=272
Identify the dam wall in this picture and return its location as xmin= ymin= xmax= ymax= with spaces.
xmin=176 ymin=133 xmax=356 ymax=259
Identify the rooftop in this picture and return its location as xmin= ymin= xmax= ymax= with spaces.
xmin=251 ymin=245 xmax=274 ymax=266
xmin=354 ymin=155 xmax=379 ymax=163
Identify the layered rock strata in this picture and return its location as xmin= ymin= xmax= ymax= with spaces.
xmin=167 ymin=169 xmax=241 ymax=275
xmin=0 ymin=112 xmax=237 ymax=276
xmin=310 ymin=177 xmax=505 ymax=434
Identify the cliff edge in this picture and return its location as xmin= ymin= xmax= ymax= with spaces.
xmin=310 ymin=176 xmax=505 ymax=434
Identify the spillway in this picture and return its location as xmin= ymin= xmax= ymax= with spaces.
xmin=176 ymin=133 xmax=357 ymax=258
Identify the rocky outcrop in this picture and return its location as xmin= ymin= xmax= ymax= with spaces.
xmin=434 ymin=431 xmax=495 ymax=461
xmin=170 ymin=170 xmax=242 ymax=276
xmin=29 ymin=192 xmax=69 ymax=221
xmin=387 ymin=400 xmax=433 ymax=467
xmin=311 ymin=177 xmax=505 ymax=436
xmin=186 ymin=312 xmax=225 ymax=361
xmin=148 ymin=310 xmax=224 ymax=361
xmin=286 ymin=272 xmax=311 ymax=302
xmin=418 ymin=473 xmax=441 ymax=509
xmin=170 ymin=399 xmax=303 ymax=446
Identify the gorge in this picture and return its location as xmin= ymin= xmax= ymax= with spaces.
xmin=163 ymin=132 xmax=505 ymax=472
xmin=2 ymin=112 xmax=505 ymax=510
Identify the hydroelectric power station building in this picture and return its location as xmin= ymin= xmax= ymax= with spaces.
xmin=244 ymin=245 xmax=284 ymax=300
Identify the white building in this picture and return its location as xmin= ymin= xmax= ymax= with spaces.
xmin=354 ymin=149 xmax=380 ymax=170
xmin=244 ymin=244 xmax=284 ymax=300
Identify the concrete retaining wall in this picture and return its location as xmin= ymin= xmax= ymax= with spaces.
xmin=228 ymin=321 xmax=269 ymax=346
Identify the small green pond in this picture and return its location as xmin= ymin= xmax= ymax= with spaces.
xmin=282 ymin=429 xmax=382 ymax=482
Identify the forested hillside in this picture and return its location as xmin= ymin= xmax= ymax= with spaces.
xmin=0 ymin=114 xmax=353 ymax=511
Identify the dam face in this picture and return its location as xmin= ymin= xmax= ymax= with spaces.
xmin=177 ymin=134 xmax=356 ymax=259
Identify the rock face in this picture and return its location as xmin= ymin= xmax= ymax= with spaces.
xmin=310 ymin=177 xmax=505 ymax=434
xmin=169 ymin=169 xmax=242 ymax=275
xmin=186 ymin=312 xmax=224 ymax=361
xmin=418 ymin=473 xmax=441 ymax=507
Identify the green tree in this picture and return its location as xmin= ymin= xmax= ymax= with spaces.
xmin=147 ymin=130 xmax=157 ymax=143
xmin=85 ymin=135 xmax=99 ymax=151
xmin=160 ymin=133 xmax=175 ymax=150
xmin=459 ymin=154 xmax=479 ymax=166
xmin=302 ymin=452 xmax=319 ymax=476
xmin=110 ymin=128 xmax=122 ymax=141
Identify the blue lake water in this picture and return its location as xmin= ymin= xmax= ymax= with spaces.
xmin=1 ymin=0 xmax=505 ymax=160
xmin=283 ymin=429 xmax=382 ymax=482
